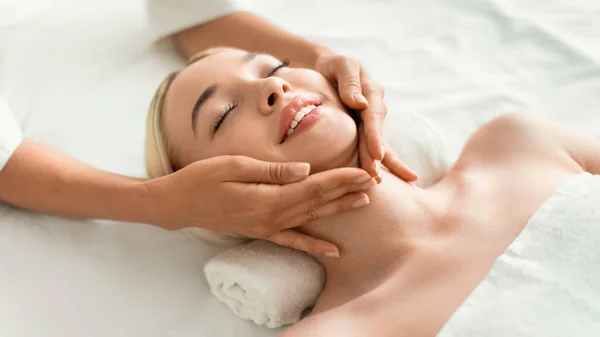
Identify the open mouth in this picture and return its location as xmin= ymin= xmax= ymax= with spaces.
xmin=280 ymin=104 xmax=319 ymax=143
xmin=278 ymin=95 xmax=322 ymax=144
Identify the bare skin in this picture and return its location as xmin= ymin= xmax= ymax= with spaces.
xmin=281 ymin=113 xmax=600 ymax=337
xmin=158 ymin=48 xmax=600 ymax=336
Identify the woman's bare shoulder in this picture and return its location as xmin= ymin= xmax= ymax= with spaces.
xmin=451 ymin=112 xmax=583 ymax=174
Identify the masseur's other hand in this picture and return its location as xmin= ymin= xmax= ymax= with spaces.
xmin=144 ymin=156 xmax=375 ymax=257
xmin=314 ymin=53 xmax=418 ymax=183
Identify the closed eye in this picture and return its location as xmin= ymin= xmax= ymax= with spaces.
xmin=211 ymin=102 xmax=237 ymax=135
xmin=267 ymin=59 xmax=290 ymax=77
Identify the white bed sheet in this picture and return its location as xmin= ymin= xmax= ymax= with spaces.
xmin=1 ymin=0 xmax=599 ymax=336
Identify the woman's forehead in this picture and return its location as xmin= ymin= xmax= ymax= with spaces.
xmin=167 ymin=49 xmax=280 ymax=104
xmin=182 ymin=49 xmax=245 ymax=80
xmin=165 ymin=50 xmax=240 ymax=108
xmin=173 ymin=48 xmax=275 ymax=91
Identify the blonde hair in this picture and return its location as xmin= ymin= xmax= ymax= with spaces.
xmin=145 ymin=48 xmax=247 ymax=244
xmin=145 ymin=71 xmax=178 ymax=178
xmin=145 ymin=48 xmax=222 ymax=178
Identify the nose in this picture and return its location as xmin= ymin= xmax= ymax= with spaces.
xmin=258 ymin=77 xmax=291 ymax=115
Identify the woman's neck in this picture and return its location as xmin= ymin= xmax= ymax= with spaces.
xmin=298 ymin=169 xmax=453 ymax=313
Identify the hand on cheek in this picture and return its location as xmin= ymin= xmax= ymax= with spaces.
xmin=315 ymin=52 xmax=419 ymax=182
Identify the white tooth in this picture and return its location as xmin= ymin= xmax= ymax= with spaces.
xmin=304 ymin=105 xmax=316 ymax=115
xmin=300 ymin=105 xmax=314 ymax=114
xmin=290 ymin=120 xmax=298 ymax=128
xmin=293 ymin=110 xmax=305 ymax=122
xmin=287 ymin=128 xmax=294 ymax=136
xmin=292 ymin=105 xmax=316 ymax=122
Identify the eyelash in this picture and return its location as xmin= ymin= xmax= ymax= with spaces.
xmin=211 ymin=60 xmax=290 ymax=135
xmin=267 ymin=59 xmax=290 ymax=77
xmin=211 ymin=102 xmax=238 ymax=134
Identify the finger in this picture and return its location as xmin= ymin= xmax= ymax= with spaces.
xmin=266 ymin=229 xmax=340 ymax=257
xmin=222 ymin=156 xmax=311 ymax=184
xmin=359 ymin=125 xmax=381 ymax=182
xmin=275 ymin=167 xmax=372 ymax=206
xmin=382 ymin=150 xmax=419 ymax=182
xmin=359 ymin=80 xmax=386 ymax=162
xmin=360 ymin=98 xmax=386 ymax=162
xmin=277 ymin=191 xmax=370 ymax=232
xmin=335 ymin=59 xmax=368 ymax=110
xmin=275 ymin=179 xmax=376 ymax=229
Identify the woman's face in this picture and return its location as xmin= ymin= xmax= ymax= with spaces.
xmin=162 ymin=48 xmax=358 ymax=173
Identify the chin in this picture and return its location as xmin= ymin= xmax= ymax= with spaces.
xmin=292 ymin=132 xmax=358 ymax=173
xmin=280 ymin=105 xmax=359 ymax=172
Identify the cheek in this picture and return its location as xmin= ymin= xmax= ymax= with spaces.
xmin=208 ymin=119 xmax=281 ymax=161
xmin=290 ymin=70 xmax=337 ymax=94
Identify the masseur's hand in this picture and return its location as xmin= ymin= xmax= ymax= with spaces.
xmin=314 ymin=53 xmax=419 ymax=183
xmin=144 ymin=156 xmax=375 ymax=257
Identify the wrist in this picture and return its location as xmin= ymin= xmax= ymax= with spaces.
xmin=129 ymin=179 xmax=166 ymax=228
xmin=132 ymin=177 xmax=184 ymax=231
xmin=91 ymin=177 xmax=160 ymax=227
xmin=304 ymin=42 xmax=331 ymax=69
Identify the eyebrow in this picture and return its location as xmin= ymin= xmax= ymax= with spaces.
xmin=191 ymin=84 xmax=217 ymax=134
xmin=243 ymin=52 xmax=262 ymax=62
xmin=190 ymin=52 xmax=266 ymax=134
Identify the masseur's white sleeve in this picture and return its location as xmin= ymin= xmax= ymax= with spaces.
xmin=0 ymin=97 xmax=23 ymax=172
xmin=146 ymin=0 xmax=248 ymax=43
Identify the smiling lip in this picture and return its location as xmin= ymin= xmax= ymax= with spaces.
xmin=278 ymin=95 xmax=321 ymax=143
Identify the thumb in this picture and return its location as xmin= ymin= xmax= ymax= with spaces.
xmin=337 ymin=67 xmax=368 ymax=110
xmin=224 ymin=156 xmax=311 ymax=184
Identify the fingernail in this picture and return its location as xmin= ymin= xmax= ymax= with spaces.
xmin=353 ymin=93 xmax=367 ymax=105
xmin=354 ymin=174 xmax=371 ymax=184
xmin=379 ymin=145 xmax=386 ymax=158
xmin=360 ymin=179 xmax=376 ymax=190
xmin=324 ymin=251 xmax=340 ymax=258
xmin=290 ymin=163 xmax=310 ymax=177
xmin=352 ymin=197 xmax=370 ymax=208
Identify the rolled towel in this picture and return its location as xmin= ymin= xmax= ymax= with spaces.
xmin=204 ymin=240 xmax=326 ymax=329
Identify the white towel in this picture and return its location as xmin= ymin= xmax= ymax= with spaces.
xmin=202 ymin=111 xmax=452 ymax=328
xmin=438 ymin=172 xmax=600 ymax=337
xmin=203 ymin=240 xmax=326 ymax=329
